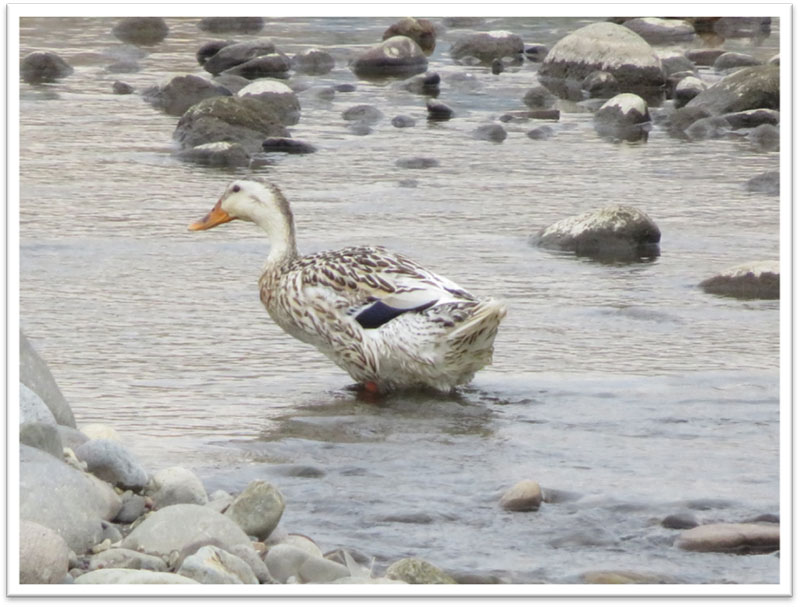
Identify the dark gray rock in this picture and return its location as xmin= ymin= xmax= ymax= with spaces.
xmin=472 ymin=124 xmax=507 ymax=142
xmin=539 ymin=22 xmax=665 ymax=102
xmin=658 ymin=52 xmax=695 ymax=76
xmin=685 ymin=48 xmax=726 ymax=66
xmin=685 ymin=116 xmax=731 ymax=140
xmin=20 ymin=520 xmax=70 ymax=584
xmin=20 ymin=51 xmax=74 ymax=84
xmin=661 ymin=512 xmax=699 ymax=529
xmin=720 ymin=108 xmax=779 ymax=130
xmin=20 ymin=331 xmax=75 ymax=427
xmin=292 ymin=48 xmax=335 ymax=75
xmin=426 ymin=100 xmax=453 ymax=121
xmin=20 ymin=445 xmax=120 ymax=553
xmin=177 ymin=142 xmax=251 ymax=167
xmin=450 ymin=30 xmax=524 ymax=64
xmin=686 ymin=65 xmax=779 ymax=115
xmin=334 ymin=83 xmax=357 ymax=93
xmin=351 ymin=36 xmax=428 ymax=79
xmin=196 ymin=40 xmax=233 ymax=66
xmin=491 ymin=58 xmax=504 ymax=74
xmin=203 ymin=38 xmax=277 ymax=75
xmin=348 ymin=123 xmax=373 ymax=136
xmin=112 ymin=81 xmax=134 ymax=95
xmin=535 ymin=204 xmax=661 ymax=262
xmin=262 ymin=137 xmax=316 ymax=154
xmin=105 ymin=60 xmax=140 ymax=74
xmin=342 ymin=104 xmax=383 ymax=124
xmin=526 ymin=125 xmax=555 ymax=140
xmin=593 ymin=93 xmax=651 ymax=141
xmin=198 ymin=17 xmax=264 ymax=34
xmin=391 ymin=115 xmax=416 ymax=128
xmin=383 ymin=18 xmax=437 ymax=54
xmin=582 ymin=70 xmax=619 ymax=98
xmin=173 ymin=96 xmax=290 ymax=151
xmin=224 ymin=480 xmax=285 ymax=540
xmin=20 ymin=422 xmax=63 ymax=459
xmin=523 ymin=85 xmax=557 ymax=109
xmin=749 ymin=123 xmax=780 ymax=151
xmin=222 ymin=53 xmax=291 ymax=80
xmin=395 ymin=157 xmax=439 ymax=169
xmin=673 ymin=76 xmax=706 ymax=108
xmin=143 ymin=74 xmax=231 ymax=116
xmin=622 ymin=18 xmax=695 ymax=44
xmin=402 ymin=71 xmax=440 ymax=96
xmin=699 ymin=261 xmax=779 ymax=299
xmin=714 ymin=52 xmax=761 ymax=71
xmin=524 ymin=44 xmax=549 ymax=62
xmin=75 ymin=439 xmax=148 ymax=490
xmin=236 ymin=79 xmax=300 ymax=125
xmin=111 ymin=17 xmax=169 ymax=46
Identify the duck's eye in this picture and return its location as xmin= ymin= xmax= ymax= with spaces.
xmin=231 ymin=185 xmax=241 ymax=193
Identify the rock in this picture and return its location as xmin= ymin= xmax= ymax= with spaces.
xmin=20 ymin=422 xmax=63 ymax=458
xmin=675 ymin=522 xmax=779 ymax=554
xmin=114 ymin=492 xmax=147 ymax=524
xmin=79 ymin=423 xmax=121 ymax=442
xmin=236 ymin=79 xmax=300 ymax=125
xmin=538 ymin=22 xmax=665 ymax=102
xmin=196 ymin=40 xmax=233 ymax=66
xmin=749 ymin=123 xmax=780 ymax=151
xmin=19 ymin=520 xmax=70 ymax=584
xmin=177 ymin=545 xmax=258 ymax=584
xmin=88 ymin=548 xmax=168 ymax=572
xmin=686 ymin=65 xmax=779 ymax=115
xmin=491 ymin=58 xmax=504 ymax=74
xmin=74 ymin=439 xmax=149 ymax=491
xmin=224 ymin=480 xmax=285 ymax=540
xmin=111 ymin=17 xmax=169 ymax=46
xmin=342 ymin=104 xmax=383 ymax=124
xmin=535 ymin=205 xmax=661 ymax=262
xmin=713 ymin=17 xmax=772 ymax=38
xmin=699 ymin=261 xmax=779 ymax=300
xmin=105 ymin=60 xmax=140 ymax=74
xmin=228 ymin=543 xmax=276 ymax=584
xmin=57 ymin=425 xmax=89 ymax=452
xmin=769 ymin=54 xmax=780 ymax=66
xmin=74 ymin=569 xmax=199 ymax=584
xmin=145 ymin=466 xmax=208 ymax=508
xmin=721 ymin=108 xmax=779 ymax=130
xmin=582 ymin=570 xmax=676 ymax=584
xmin=198 ymin=17 xmax=264 ymax=34
xmin=661 ymin=512 xmax=699 ymax=529
xmin=426 ymin=100 xmax=453 ymax=121
xmin=331 ymin=576 xmax=407 ymax=584
xmin=525 ymin=44 xmax=549 ymax=62
xmin=178 ymin=142 xmax=250 ymax=167
xmin=746 ymin=171 xmax=780 ymax=196
xmin=582 ymin=70 xmax=619 ymax=98
xmin=20 ymin=445 xmax=121 ymax=553
xmin=593 ymin=93 xmax=650 ymax=141
xmin=523 ymin=85 xmax=557 ymax=109
xmin=685 ymin=48 xmax=726 ymax=66
xmin=450 ymin=30 xmax=524 ymax=64
xmin=348 ymin=123 xmax=372 ymax=136
xmin=222 ymin=53 xmax=291 ymax=80
xmin=472 ymin=124 xmax=507 ymax=142
xmin=20 ymin=51 xmax=74 ymax=84
xmin=402 ymin=71 xmax=440 ymax=96
xmin=673 ymin=76 xmax=706 ymax=108
xmin=207 ymin=490 xmax=234 ymax=513
xmin=20 ymin=383 xmax=57 ymax=426
xmin=261 ymin=137 xmax=316 ymax=154
xmin=278 ymin=533 xmax=323 ymax=557
xmin=382 ymin=18 xmax=437 ymax=54
xmin=143 ymin=74 xmax=230 ymax=116
xmin=112 ymin=81 xmax=134 ymax=95
xmin=334 ymin=83 xmax=357 ymax=93
xmin=173 ymin=96 xmax=290 ymax=152
xmin=385 ymin=557 xmax=456 ymax=584
xmin=658 ymin=52 xmax=695 ymax=76
xmin=395 ymin=157 xmax=439 ymax=169
xmin=203 ymin=38 xmax=277 ymax=75
xmin=500 ymin=480 xmax=543 ymax=512
xmin=212 ymin=73 xmax=250 ymax=94
xmin=293 ymin=48 xmax=335 ymax=75
xmin=20 ymin=330 xmax=76 ymax=427
xmin=264 ymin=543 xmax=349 ymax=583
xmin=526 ymin=125 xmax=555 ymax=140
xmin=351 ymin=36 xmax=428 ymax=79
xmin=622 ymin=18 xmax=695 ymax=44
xmin=685 ymin=116 xmax=731 ymax=141
xmin=121 ymin=504 xmax=251 ymax=556
xmin=714 ymin=52 xmax=761 ymax=71
xmin=391 ymin=115 xmax=416 ymax=128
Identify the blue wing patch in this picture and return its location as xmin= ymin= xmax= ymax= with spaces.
xmin=355 ymin=299 xmax=437 ymax=329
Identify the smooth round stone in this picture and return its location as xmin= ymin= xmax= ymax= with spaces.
xmin=721 ymin=108 xmax=779 ymax=130
xmin=675 ymin=523 xmax=779 ymax=554
xmin=426 ymin=100 xmax=453 ymax=121
xmin=385 ymin=557 xmax=456 ymax=584
xmin=20 ymin=520 xmax=70 ymax=584
xmin=686 ymin=65 xmax=779 ymax=115
xmin=527 ymin=125 xmax=555 ymax=140
xmin=112 ymin=81 xmax=134 ymax=95
xmin=203 ymin=39 xmax=277 ymax=75
xmin=382 ymin=17 xmax=436 ymax=54
xmin=472 ymin=124 xmax=507 ymax=142
xmin=674 ymin=76 xmax=706 ymax=108
xmin=661 ymin=512 xmax=699 ymax=529
xmin=88 ymin=548 xmax=167 ymax=572
xmin=143 ymin=74 xmax=231 ymax=116
xmin=293 ymin=48 xmax=335 ymax=75
xmin=74 ymin=439 xmax=148 ymax=491
xmin=746 ymin=171 xmax=780 ymax=196
xmin=146 ymin=466 xmax=208 ymax=508
xmin=196 ymin=40 xmax=233 ymax=65
xmin=111 ymin=17 xmax=169 ymax=46
xmin=523 ymin=85 xmax=557 ymax=109
xmin=342 ymin=104 xmax=383 ymax=124
xmin=351 ymin=36 xmax=428 ymax=79
xmin=395 ymin=157 xmax=439 ymax=169
xmin=177 ymin=545 xmax=258 ymax=584
xmin=121 ymin=504 xmax=251 ymax=556
xmin=500 ymin=480 xmax=543 ymax=512
xmin=699 ymin=261 xmax=779 ymax=299
xmin=224 ymin=480 xmax=285 ymax=540
xmin=749 ymin=123 xmax=780 ymax=151
xmin=113 ymin=492 xmax=147 ymax=524
xmin=20 ymin=383 xmax=57 ymax=426
xmin=20 ymin=51 xmax=74 ymax=84
xmin=391 ymin=115 xmax=416 ymax=128
xmin=222 ymin=54 xmax=291 ymax=80
xmin=74 ymin=569 xmax=199 ymax=584
xmin=264 ymin=544 xmax=349 ymax=583
xmin=20 ymin=422 xmax=63 ymax=459
xmin=714 ymin=52 xmax=761 ymax=71
xmin=20 ymin=331 xmax=76 ymax=427
xmin=593 ymin=93 xmax=650 ymax=141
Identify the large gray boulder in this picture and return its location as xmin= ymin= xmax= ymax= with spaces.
xmin=535 ymin=205 xmax=661 ymax=262
xmin=686 ymin=65 xmax=779 ymax=115
xmin=539 ymin=22 xmax=665 ymax=102
xmin=236 ymin=79 xmax=301 ymax=126
xmin=74 ymin=439 xmax=149 ymax=490
xmin=351 ymin=36 xmax=428 ymax=79
xmin=173 ymin=96 xmax=290 ymax=152
xmin=19 ymin=383 xmax=56 ymax=426
xmin=699 ymin=261 xmax=779 ymax=300
xmin=20 ymin=331 xmax=75 ymax=427
xmin=20 ymin=51 xmax=73 ymax=84
xmin=593 ymin=93 xmax=650 ymax=141
xmin=19 ymin=520 xmax=70 ymax=584
xmin=121 ymin=504 xmax=251 ymax=556
xmin=450 ymin=30 xmax=524 ymax=64
xmin=143 ymin=74 xmax=231 ymax=116
xmin=20 ymin=445 xmax=121 ymax=553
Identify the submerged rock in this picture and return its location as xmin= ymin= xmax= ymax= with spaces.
xmin=111 ymin=17 xmax=169 ymax=46
xmin=351 ymin=36 xmax=428 ymax=79
xmin=236 ymin=79 xmax=300 ymax=125
xmin=20 ymin=51 xmax=73 ymax=84
xmin=198 ymin=17 xmax=264 ymax=34
xmin=523 ymin=85 xmax=557 ymax=109
xmin=261 ymin=137 xmax=316 ymax=154
xmin=382 ymin=17 xmax=437 ymax=54
xmin=699 ymin=261 xmax=779 ymax=300
xmin=196 ymin=40 xmax=234 ymax=66
xmin=112 ymin=81 xmax=134 ymax=95
xmin=222 ymin=53 xmax=291 ymax=80
xmin=292 ymin=48 xmax=335 ymax=75
xmin=450 ymin=30 xmax=524 ymax=64
xmin=342 ymin=104 xmax=383 ymax=124
xmin=395 ymin=157 xmax=439 ymax=169
xmin=177 ymin=142 xmax=250 ymax=167
xmin=675 ymin=522 xmax=779 ymax=554
xmin=143 ymin=74 xmax=231 ymax=116
xmin=745 ymin=171 xmax=780 ymax=196
xmin=713 ymin=52 xmax=761 ymax=71
xmin=472 ymin=124 xmax=507 ymax=142
xmin=593 ymin=93 xmax=650 ymax=141
xmin=535 ymin=205 xmax=661 ymax=262
xmin=426 ymin=100 xmax=454 ymax=121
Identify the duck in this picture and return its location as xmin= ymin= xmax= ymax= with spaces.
xmin=189 ymin=178 xmax=506 ymax=393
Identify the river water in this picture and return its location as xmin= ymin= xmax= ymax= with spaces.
xmin=17 ymin=16 xmax=782 ymax=585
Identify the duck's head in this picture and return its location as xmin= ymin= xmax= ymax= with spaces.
xmin=188 ymin=178 xmax=293 ymax=232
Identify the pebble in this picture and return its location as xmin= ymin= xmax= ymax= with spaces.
xmin=499 ymin=480 xmax=543 ymax=512
xmin=19 ymin=520 xmax=71 ymax=584
xmin=385 ymin=557 xmax=456 ymax=584
xmin=224 ymin=480 xmax=285 ymax=540
xmin=74 ymin=439 xmax=149 ymax=490
xmin=146 ymin=466 xmax=208 ymax=508
xmin=675 ymin=522 xmax=779 ymax=554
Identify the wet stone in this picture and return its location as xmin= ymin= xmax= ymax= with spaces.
xmin=178 ymin=142 xmax=250 ymax=168
xmin=699 ymin=261 xmax=779 ymax=300
xmin=500 ymin=480 xmax=543 ymax=512
xmin=293 ymin=48 xmax=335 ymax=75
xmin=262 ymin=138 xmax=317 ymax=154
xmin=426 ymin=101 xmax=454 ymax=121
xmin=203 ymin=38 xmax=277 ymax=75
xmin=527 ymin=125 xmax=555 ymax=140
xmin=385 ymin=557 xmax=456 ymax=584
xmin=396 ymin=157 xmax=439 ymax=169
xmin=351 ymin=36 xmax=428 ymax=79
xmin=111 ymin=17 xmax=169 ymax=46
xmin=472 ymin=124 xmax=507 ymax=142
xmin=198 ymin=17 xmax=264 ymax=34
xmin=342 ymin=104 xmax=383 ymax=124
xmin=225 ymin=480 xmax=285 ymax=540
xmin=675 ymin=522 xmax=779 ymax=554
xmin=112 ymin=81 xmax=134 ymax=95
xmin=196 ymin=40 xmax=233 ymax=66
xmin=20 ymin=51 xmax=74 ymax=84
xmin=714 ymin=52 xmax=761 ymax=71
xmin=391 ymin=115 xmax=416 ymax=128
xmin=745 ymin=171 xmax=780 ymax=196
xmin=661 ymin=512 xmax=699 ymax=529
xmin=523 ymin=85 xmax=557 ymax=109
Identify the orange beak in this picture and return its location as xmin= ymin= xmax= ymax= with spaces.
xmin=188 ymin=199 xmax=234 ymax=231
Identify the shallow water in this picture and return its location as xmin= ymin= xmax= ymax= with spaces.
xmin=18 ymin=16 xmax=780 ymax=584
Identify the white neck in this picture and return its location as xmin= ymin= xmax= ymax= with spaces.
xmin=248 ymin=202 xmax=297 ymax=267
